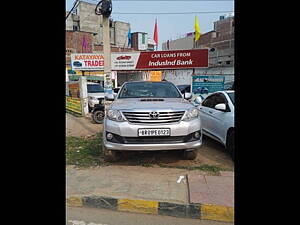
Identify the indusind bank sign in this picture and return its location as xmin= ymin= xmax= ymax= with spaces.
xmin=112 ymin=49 xmax=208 ymax=70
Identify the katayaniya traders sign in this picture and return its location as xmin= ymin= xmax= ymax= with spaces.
xmin=111 ymin=49 xmax=208 ymax=70
xmin=71 ymin=53 xmax=104 ymax=70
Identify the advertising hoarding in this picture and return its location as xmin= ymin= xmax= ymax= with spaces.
xmin=111 ymin=49 xmax=208 ymax=70
xmin=71 ymin=53 xmax=104 ymax=71
xmin=192 ymin=75 xmax=225 ymax=100
xmin=71 ymin=49 xmax=208 ymax=71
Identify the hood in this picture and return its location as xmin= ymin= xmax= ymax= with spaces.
xmin=110 ymin=98 xmax=194 ymax=111
xmin=88 ymin=92 xmax=105 ymax=98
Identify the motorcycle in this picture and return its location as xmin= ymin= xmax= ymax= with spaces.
xmin=91 ymin=103 xmax=105 ymax=124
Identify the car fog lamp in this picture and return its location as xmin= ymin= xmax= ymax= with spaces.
xmin=106 ymin=133 xmax=113 ymax=140
xmin=194 ymin=131 xmax=200 ymax=139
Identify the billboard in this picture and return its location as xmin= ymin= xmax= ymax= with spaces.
xmin=192 ymin=75 xmax=225 ymax=100
xmin=72 ymin=49 xmax=208 ymax=71
xmin=71 ymin=53 xmax=104 ymax=71
xmin=111 ymin=49 xmax=208 ymax=70
xmin=66 ymin=82 xmax=82 ymax=115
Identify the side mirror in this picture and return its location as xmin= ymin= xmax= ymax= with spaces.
xmin=184 ymin=92 xmax=192 ymax=100
xmin=215 ymin=103 xmax=227 ymax=111
xmin=194 ymin=96 xmax=203 ymax=105
xmin=105 ymin=93 xmax=115 ymax=101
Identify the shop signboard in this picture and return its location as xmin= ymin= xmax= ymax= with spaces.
xmin=71 ymin=53 xmax=104 ymax=71
xmin=191 ymin=75 xmax=225 ymax=100
xmin=111 ymin=49 xmax=208 ymax=70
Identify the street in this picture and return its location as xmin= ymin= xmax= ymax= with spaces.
xmin=67 ymin=207 xmax=233 ymax=225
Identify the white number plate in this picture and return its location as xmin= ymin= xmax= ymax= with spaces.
xmin=138 ymin=128 xmax=170 ymax=137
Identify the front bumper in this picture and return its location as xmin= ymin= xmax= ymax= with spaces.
xmin=103 ymin=118 xmax=201 ymax=151
xmin=103 ymin=139 xmax=201 ymax=151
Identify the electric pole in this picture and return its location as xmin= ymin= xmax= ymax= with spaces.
xmin=95 ymin=0 xmax=113 ymax=109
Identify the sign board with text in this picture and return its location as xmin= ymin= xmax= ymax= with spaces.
xmin=71 ymin=53 xmax=104 ymax=71
xmin=111 ymin=49 xmax=208 ymax=70
xmin=191 ymin=75 xmax=225 ymax=100
xmin=71 ymin=49 xmax=208 ymax=71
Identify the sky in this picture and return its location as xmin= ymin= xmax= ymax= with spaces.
xmin=66 ymin=0 xmax=234 ymax=50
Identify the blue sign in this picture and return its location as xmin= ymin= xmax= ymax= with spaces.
xmin=191 ymin=75 xmax=225 ymax=103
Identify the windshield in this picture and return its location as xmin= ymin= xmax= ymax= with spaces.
xmin=228 ymin=92 xmax=234 ymax=105
xmin=118 ymin=82 xmax=182 ymax=99
xmin=87 ymin=84 xmax=104 ymax=93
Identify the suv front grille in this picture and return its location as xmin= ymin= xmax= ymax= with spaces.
xmin=122 ymin=111 xmax=185 ymax=124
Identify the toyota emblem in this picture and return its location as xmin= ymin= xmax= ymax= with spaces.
xmin=149 ymin=111 xmax=160 ymax=119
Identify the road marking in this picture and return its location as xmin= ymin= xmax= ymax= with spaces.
xmin=201 ymin=204 xmax=234 ymax=222
xmin=118 ymin=199 xmax=158 ymax=214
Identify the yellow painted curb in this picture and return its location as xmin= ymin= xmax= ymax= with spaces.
xmin=66 ymin=197 xmax=83 ymax=207
xmin=201 ymin=204 xmax=234 ymax=222
xmin=118 ymin=199 xmax=158 ymax=215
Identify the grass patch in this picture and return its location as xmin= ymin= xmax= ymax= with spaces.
xmin=66 ymin=133 xmax=103 ymax=168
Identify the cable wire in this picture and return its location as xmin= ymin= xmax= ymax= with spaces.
xmin=112 ymin=10 xmax=234 ymax=14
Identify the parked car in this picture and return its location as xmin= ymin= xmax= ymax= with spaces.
xmin=194 ymin=86 xmax=209 ymax=94
xmin=198 ymin=90 xmax=234 ymax=159
xmin=87 ymin=82 xmax=105 ymax=111
xmin=73 ymin=61 xmax=82 ymax=67
xmin=177 ymin=85 xmax=191 ymax=94
xmin=103 ymin=81 xmax=202 ymax=162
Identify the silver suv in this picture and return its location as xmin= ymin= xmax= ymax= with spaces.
xmin=102 ymin=81 xmax=202 ymax=162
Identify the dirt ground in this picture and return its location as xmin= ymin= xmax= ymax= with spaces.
xmin=66 ymin=113 xmax=103 ymax=137
xmin=66 ymin=113 xmax=234 ymax=170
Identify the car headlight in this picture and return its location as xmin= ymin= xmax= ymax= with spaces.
xmin=182 ymin=108 xmax=199 ymax=121
xmin=107 ymin=109 xmax=126 ymax=122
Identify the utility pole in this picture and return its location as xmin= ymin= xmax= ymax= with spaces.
xmin=95 ymin=0 xmax=113 ymax=109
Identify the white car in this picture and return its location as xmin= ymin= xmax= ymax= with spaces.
xmin=87 ymin=82 xmax=105 ymax=110
xmin=198 ymin=91 xmax=234 ymax=159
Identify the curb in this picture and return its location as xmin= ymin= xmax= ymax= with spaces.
xmin=67 ymin=195 xmax=234 ymax=223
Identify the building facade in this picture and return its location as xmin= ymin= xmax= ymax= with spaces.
xmin=66 ymin=1 xmax=130 ymax=48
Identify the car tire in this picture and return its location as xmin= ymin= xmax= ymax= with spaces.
xmin=227 ymin=130 xmax=234 ymax=160
xmin=92 ymin=110 xmax=104 ymax=124
xmin=103 ymin=145 xmax=121 ymax=162
xmin=183 ymin=149 xmax=198 ymax=160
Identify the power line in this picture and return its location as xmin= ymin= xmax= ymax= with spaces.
xmin=86 ymin=0 xmax=233 ymax=2
xmin=112 ymin=10 xmax=234 ymax=14
xmin=91 ymin=0 xmax=234 ymax=1
xmin=66 ymin=0 xmax=80 ymax=20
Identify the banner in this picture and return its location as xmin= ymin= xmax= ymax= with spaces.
xmin=66 ymin=97 xmax=82 ymax=115
xmin=72 ymin=49 xmax=208 ymax=71
xmin=192 ymin=75 xmax=225 ymax=100
xmin=149 ymin=71 xmax=162 ymax=81
xmin=71 ymin=53 xmax=104 ymax=71
xmin=66 ymin=82 xmax=82 ymax=115
xmin=111 ymin=49 xmax=208 ymax=70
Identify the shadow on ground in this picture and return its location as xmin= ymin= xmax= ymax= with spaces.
xmin=111 ymin=136 xmax=234 ymax=171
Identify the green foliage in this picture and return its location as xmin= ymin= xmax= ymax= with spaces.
xmin=66 ymin=133 xmax=103 ymax=168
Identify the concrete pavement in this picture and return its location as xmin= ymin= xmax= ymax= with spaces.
xmin=66 ymin=165 xmax=234 ymax=222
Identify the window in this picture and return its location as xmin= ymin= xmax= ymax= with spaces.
xmin=202 ymin=93 xmax=227 ymax=109
xmin=227 ymin=92 xmax=234 ymax=105
xmin=73 ymin=26 xmax=79 ymax=31
xmin=142 ymin=34 xmax=145 ymax=44
xmin=118 ymin=82 xmax=182 ymax=99
xmin=202 ymin=94 xmax=216 ymax=108
xmin=87 ymin=84 xmax=104 ymax=93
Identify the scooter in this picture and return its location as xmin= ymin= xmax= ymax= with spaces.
xmin=91 ymin=103 xmax=105 ymax=124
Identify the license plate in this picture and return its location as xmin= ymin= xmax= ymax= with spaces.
xmin=138 ymin=128 xmax=170 ymax=137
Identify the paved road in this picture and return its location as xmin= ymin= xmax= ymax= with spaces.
xmin=67 ymin=207 xmax=233 ymax=225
